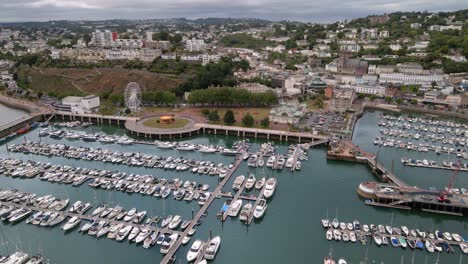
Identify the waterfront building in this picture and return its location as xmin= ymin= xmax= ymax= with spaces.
xmin=56 ymin=95 xmax=100 ymax=114
xmin=302 ymin=77 xmax=327 ymax=95
xmin=354 ymin=84 xmax=386 ymax=96
xmin=331 ymin=87 xmax=355 ymax=113
xmin=379 ymin=73 xmax=444 ymax=85
xmin=269 ymin=101 xmax=307 ymax=124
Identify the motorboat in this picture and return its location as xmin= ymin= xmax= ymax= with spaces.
xmin=62 ymin=216 xmax=81 ymax=231
xmin=182 ymin=236 xmax=191 ymax=245
xmin=160 ymin=233 xmax=178 ymax=254
xmin=232 ymin=175 xmax=245 ymax=190
xmin=391 ymin=237 xmax=400 ymax=247
xmin=321 ymin=219 xmax=329 ymax=228
xmin=124 ymin=208 xmax=137 ymax=222
xmin=239 ymin=203 xmax=252 ymax=221
xmin=187 ymin=240 xmax=204 ymax=262
xmin=204 ymin=236 xmax=221 ymax=260
xmin=326 ymin=230 xmax=333 ymax=240
xmin=263 ymin=178 xmax=277 ymax=198
xmin=143 ymin=231 xmax=159 ymax=249
xmin=401 ymin=226 xmax=409 ymax=236
xmin=253 ymin=199 xmax=267 ymax=219
xmin=168 ymin=215 xmax=182 ymax=230
xmin=227 ymin=200 xmax=242 ymax=217
xmin=128 ymin=226 xmax=140 ymax=241
xmin=399 ymin=237 xmax=407 ymax=248
xmin=349 ymin=232 xmax=357 ymax=243
xmin=255 ymin=177 xmax=266 ymax=190
xmin=373 ymin=235 xmax=382 ymax=246
xmin=135 ymin=228 xmax=151 ymax=244
xmin=116 ymin=225 xmax=133 ymax=241
xmin=161 ymin=215 xmax=173 ymax=228
xmin=425 ymin=240 xmax=435 ymax=252
xmin=244 ymin=174 xmax=256 ymax=190
xmin=332 ymin=219 xmax=339 ymax=229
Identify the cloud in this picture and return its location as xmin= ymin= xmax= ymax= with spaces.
xmin=0 ymin=0 xmax=467 ymax=22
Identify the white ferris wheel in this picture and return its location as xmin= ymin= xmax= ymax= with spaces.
xmin=124 ymin=82 xmax=142 ymax=112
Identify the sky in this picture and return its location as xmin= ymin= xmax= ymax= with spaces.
xmin=0 ymin=0 xmax=467 ymax=23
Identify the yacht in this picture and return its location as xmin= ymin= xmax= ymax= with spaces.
xmin=253 ymin=199 xmax=267 ymax=219
xmin=227 ymin=200 xmax=243 ymax=217
xmin=266 ymin=156 xmax=276 ymax=167
xmin=232 ymin=175 xmax=245 ymax=190
xmin=62 ymin=216 xmax=81 ymax=231
xmin=160 ymin=234 xmax=178 ymax=254
xmin=204 ymin=236 xmax=221 ymax=260
xmin=255 ymin=177 xmax=266 ymax=190
xmin=239 ymin=203 xmax=253 ymax=221
xmin=124 ymin=208 xmax=137 ymax=222
xmin=168 ymin=215 xmax=182 ymax=230
xmin=263 ymin=178 xmax=277 ymax=198
xmin=128 ymin=226 xmax=140 ymax=242
xmin=244 ymin=174 xmax=256 ymax=190
xmin=143 ymin=231 xmax=159 ymax=249
xmin=161 ymin=215 xmax=173 ymax=228
xmin=187 ymin=240 xmax=204 ymax=262
xmin=116 ymin=225 xmax=133 ymax=241
xmin=135 ymin=228 xmax=151 ymax=244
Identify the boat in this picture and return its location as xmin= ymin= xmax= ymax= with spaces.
xmin=227 ymin=200 xmax=242 ymax=217
xmin=91 ymin=204 xmax=107 ymax=216
xmin=373 ymin=235 xmax=382 ymax=246
xmin=263 ymin=178 xmax=277 ymax=198
xmin=255 ymin=177 xmax=266 ymax=190
xmin=161 ymin=215 xmax=173 ymax=228
xmin=244 ymin=174 xmax=256 ymax=190
xmin=62 ymin=216 xmax=81 ymax=231
xmin=326 ymin=230 xmax=333 ymax=240
xmin=443 ymin=232 xmax=452 ymax=241
xmin=391 ymin=237 xmax=400 ymax=247
xmin=204 ymin=236 xmax=221 ymax=260
xmin=459 ymin=243 xmax=468 ymax=254
xmin=253 ymin=199 xmax=267 ymax=219
xmin=168 ymin=215 xmax=182 ymax=229
xmin=338 ymin=260 xmax=347 ymax=264
xmin=160 ymin=233 xmax=178 ymax=254
xmin=385 ymin=225 xmax=393 ymax=235
xmin=143 ymin=231 xmax=158 ymax=249
xmin=425 ymin=240 xmax=434 ymax=252
xmin=135 ymin=228 xmax=151 ymax=244
xmin=239 ymin=203 xmax=252 ymax=221
xmin=401 ymin=226 xmax=409 ymax=236
xmin=123 ymin=208 xmax=137 ymax=222
xmin=8 ymin=208 xmax=32 ymax=223
xmin=187 ymin=240 xmax=204 ymax=262
xmin=452 ymin=233 xmax=462 ymax=242
xmin=116 ymin=225 xmax=133 ymax=241
xmin=232 ymin=175 xmax=245 ymax=190
xmin=182 ymin=236 xmax=191 ymax=245
xmin=156 ymin=234 xmax=165 ymax=245
xmin=332 ymin=219 xmax=339 ymax=229
xmin=17 ymin=124 xmax=31 ymax=135
xmin=349 ymin=232 xmax=357 ymax=243
xmin=321 ymin=219 xmax=329 ymax=228
xmin=399 ymin=237 xmax=407 ymax=248
xmin=128 ymin=226 xmax=140 ymax=241
xmin=353 ymin=220 xmax=361 ymax=231
xmin=24 ymin=254 xmax=43 ymax=264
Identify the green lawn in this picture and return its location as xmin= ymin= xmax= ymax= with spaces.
xmin=142 ymin=117 xmax=189 ymax=129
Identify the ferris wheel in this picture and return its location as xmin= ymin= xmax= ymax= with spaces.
xmin=124 ymin=82 xmax=142 ymax=112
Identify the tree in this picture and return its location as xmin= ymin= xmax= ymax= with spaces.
xmin=410 ymin=99 xmax=418 ymax=105
xmin=208 ymin=110 xmax=220 ymax=122
xmin=395 ymin=98 xmax=403 ymax=104
xmin=223 ymin=110 xmax=236 ymax=125
xmin=385 ymin=96 xmax=393 ymax=103
xmin=124 ymin=108 xmax=131 ymax=115
xmin=242 ymin=113 xmax=254 ymax=127
xmin=260 ymin=118 xmax=270 ymax=128
xmin=201 ymin=109 xmax=210 ymax=116
xmin=83 ymin=34 xmax=92 ymax=47
xmin=369 ymin=95 xmax=377 ymax=101
xmin=37 ymin=91 xmax=43 ymax=99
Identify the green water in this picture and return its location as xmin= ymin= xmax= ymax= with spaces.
xmin=0 ymin=108 xmax=466 ymax=263
xmin=0 ymin=104 xmax=28 ymax=126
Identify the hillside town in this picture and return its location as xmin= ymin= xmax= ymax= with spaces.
xmin=0 ymin=11 xmax=467 ymax=139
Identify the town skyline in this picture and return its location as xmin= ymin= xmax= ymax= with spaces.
xmin=1 ymin=0 xmax=467 ymax=23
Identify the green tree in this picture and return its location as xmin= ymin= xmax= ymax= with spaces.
xmin=369 ymin=95 xmax=377 ymax=101
xmin=223 ymin=110 xmax=236 ymax=125
xmin=260 ymin=117 xmax=270 ymax=128
xmin=410 ymin=99 xmax=418 ymax=105
xmin=124 ymin=108 xmax=131 ymax=115
xmin=201 ymin=109 xmax=210 ymax=116
xmin=385 ymin=96 xmax=393 ymax=103
xmin=208 ymin=110 xmax=220 ymax=122
xmin=396 ymin=98 xmax=403 ymax=104
xmin=242 ymin=113 xmax=254 ymax=127
xmin=83 ymin=34 xmax=92 ymax=47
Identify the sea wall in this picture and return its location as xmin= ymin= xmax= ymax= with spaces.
xmin=0 ymin=94 xmax=35 ymax=113
xmin=362 ymin=103 xmax=468 ymax=121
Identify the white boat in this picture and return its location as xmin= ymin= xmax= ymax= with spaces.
xmin=266 ymin=156 xmax=276 ymax=167
xmin=263 ymin=178 xmax=277 ymax=198
xmin=443 ymin=232 xmax=452 ymax=241
xmin=124 ymin=208 xmax=137 ymax=222
xmin=255 ymin=177 xmax=266 ymax=190
xmin=62 ymin=216 xmax=81 ymax=231
xmin=227 ymin=200 xmax=243 ymax=217
xmin=253 ymin=199 xmax=267 ymax=219
xmin=160 ymin=233 xmax=178 ymax=254
xmin=187 ymin=239 xmax=204 ymax=262
xmin=232 ymin=175 xmax=245 ymax=190
xmin=168 ymin=215 xmax=182 ymax=230
xmin=91 ymin=204 xmax=107 ymax=216
xmin=425 ymin=240 xmax=434 ymax=252
xmin=349 ymin=232 xmax=356 ymax=242
xmin=143 ymin=231 xmax=159 ymax=249
xmin=204 ymin=236 xmax=221 ymax=260
xmin=182 ymin=236 xmax=191 ymax=245
xmin=326 ymin=230 xmax=333 ymax=240
xmin=135 ymin=228 xmax=150 ymax=244
xmin=116 ymin=225 xmax=133 ymax=241
xmin=244 ymin=174 xmax=256 ymax=190
xmin=161 ymin=215 xmax=173 ymax=228
xmin=128 ymin=226 xmax=140 ymax=241
xmin=459 ymin=243 xmax=468 ymax=254
xmin=373 ymin=235 xmax=382 ymax=246
xmin=239 ymin=203 xmax=252 ymax=221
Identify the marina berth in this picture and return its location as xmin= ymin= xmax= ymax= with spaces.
xmin=263 ymin=178 xmax=277 ymax=199
xmin=204 ymin=236 xmax=221 ymax=260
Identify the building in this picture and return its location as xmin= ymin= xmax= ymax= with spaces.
xmin=379 ymin=73 xmax=444 ymax=85
xmin=185 ymin=39 xmax=206 ymax=52
xmin=340 ymin=44 xmax=361 ymax=53
xmin=429 ymin=25 xmax=463 ymax=31
xmin=238 ymin=83 xmax=272 ymax=93
xmin=354 ymin=84 xmax=386 ymax=96
xmin=331 ymin=87 xmax=355 ymax=113
xmin=269 ymin=101 xmax=307 ymax=124
xmin=326 ymin=54 xmax=368 ymax=76
xmin=145 ymin=40 xmax=172 ymax=51
xmin=369 ymin=15 xmax=390 ymax=24
xmin=303 ymin=77 xmax=327 ymax=95
xmin=56 ymin=95 xmax=100 ymax=114
xmin=410 ymin=23 xmax=421 ymax=29
xmin=389 ymin=44 xmax=402 ymax=51
xmin=271 ymin=75 xmax=295 ymax=89
xmin=396 ymin=63 xmax=424 ymax=75
xmin=91 ymin=30 xmax=117 ymax=47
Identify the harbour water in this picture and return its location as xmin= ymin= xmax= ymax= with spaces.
xmin=0 ymin=107 xmax=467 ymax=263
xmin=0 ymin=104 xmax=28 ymax=126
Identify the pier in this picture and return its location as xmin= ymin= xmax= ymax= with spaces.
xmin=403 ymin=163 xmax=468 ymax=172
xmin=222 ymin=177 xmax=247 ymax=222
xmin=160 ymin=155 xmax=244 ymax=264
xmin=247 ymin=184 xmax=266 ymax=225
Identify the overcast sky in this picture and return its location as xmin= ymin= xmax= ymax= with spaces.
xmin=1 ymin=0 xmax=467 ymax=23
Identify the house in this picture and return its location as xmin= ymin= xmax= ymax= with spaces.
xmin=303 ymin=77 xmax=327 ymax=95
xmin=326 ymin=54 xmax=368 ymax=76
xmin=269 ymin=101 xmax=307 ymax=124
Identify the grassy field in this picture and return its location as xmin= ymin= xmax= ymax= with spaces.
xmin=142 ymin=117 xmax=189 ymax=129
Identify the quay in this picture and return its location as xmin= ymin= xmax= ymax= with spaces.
xmin=327 ymin=140 xmax=408 ymax=187
xmin=247 ymin=184 xmax=267 ymax=225
xmin=403 ymin=163 xmax=468 ymax=172
xmin=0 ymin=200 xmax=181 ymax=236
xmin=51 ymin=112 xmax=328 ymax=143
xmin=160 ymin=154 xmax=244 ymax=264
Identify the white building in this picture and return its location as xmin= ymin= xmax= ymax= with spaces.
xmin=389 ymin=44 xmax=402 ymax=51
xmin=340 ymin=44 xmax=361 ymax=53
xmin=58 ymin=95 xmax=100 ymax=114
xmin=379 ymin=73 xmax=444 ymax=85
xmin=354 ymin=84 xmax=386 ymax=96
xmin=429 ymin=25 xmax=463 ymax=31
xmin=92 ymin=30 xmax=115 ymax=47
xmin=411 ymin=41 xmax=429 ymax=50
xmin=410 ymin=23 xmax=421 ymax=29
xmin=185 ymin=39 xmax=206 ymax=52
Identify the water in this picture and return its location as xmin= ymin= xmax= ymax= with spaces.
xmin=0 ymin=107 xmax=467 ymax=263
xmin=0 ymin=104 xmax=28 ymax=126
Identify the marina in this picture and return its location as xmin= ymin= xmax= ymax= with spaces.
xmin=0 ymin=105 xmax=467 ymax=263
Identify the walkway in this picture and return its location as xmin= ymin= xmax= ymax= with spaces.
xmin=160 ymin=155 xmax=244 ymax=264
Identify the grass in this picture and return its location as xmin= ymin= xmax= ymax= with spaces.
xmin=142 ymin=117 xmax=189 ymax=129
